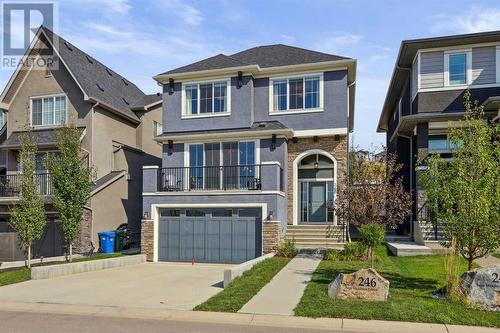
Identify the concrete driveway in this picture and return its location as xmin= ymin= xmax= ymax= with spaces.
xmin=0 ymin=262 xmax=231 ymax=310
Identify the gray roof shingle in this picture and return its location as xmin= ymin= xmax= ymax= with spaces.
xmin=160 ymin=44 xmax=350 ymax=76
xmin=131 ymin=94 xmax=162 ymax=110
xmin=41 ymin=27 xmax=153 ymax=122
xmin=92 ymin=171 xmax=125 ymax=192
xmin=157 ymin=120 xmax=290 ymax=138
xmin=0 ymin=127 xmax=86 ymax=149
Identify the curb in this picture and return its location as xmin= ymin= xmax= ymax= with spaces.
xmin=0 ymin=302 xmax=496 ymax=333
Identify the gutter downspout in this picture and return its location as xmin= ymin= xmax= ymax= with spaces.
xmin=89 ymin=101 xmax=99 ymax=245
xmin=345 ymin=80 xmax=356 ymax=243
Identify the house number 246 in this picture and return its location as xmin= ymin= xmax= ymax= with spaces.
xmin=358 ymin=277 xmax=377 ymax=288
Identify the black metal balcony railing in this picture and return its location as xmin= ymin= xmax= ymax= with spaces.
xmin=159 ymin=165 xmax=267 ymax=192
xmin=0 ymin=173 xmax=53 ymax=197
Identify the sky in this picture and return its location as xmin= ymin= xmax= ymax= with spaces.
xmin=1 ymin=0 xmax=500 ymax=149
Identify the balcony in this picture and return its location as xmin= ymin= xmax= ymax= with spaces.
xmin=0 ymin=173 xmax=53 ymax=197
xmin=148 ymin=164 xmax=284 ymax=193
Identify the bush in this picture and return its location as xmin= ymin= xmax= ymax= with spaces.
xmin=324 ymin=249 xmax=342 ymax=261
xmin=359 ymin=224 xmax=386 ymax=267
xmin=276 ymin=239 xmax=298 ymax=258
xmin=343 ymin=241 xmax=367 ymax=260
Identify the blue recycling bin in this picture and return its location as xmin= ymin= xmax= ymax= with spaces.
xmin=98 ymin=231 xmax=116 ymax=253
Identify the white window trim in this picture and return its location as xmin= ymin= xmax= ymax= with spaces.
xmin=29 ymin=93 xmax=68 ymax=128
xmin=268 ymin=72 xmax=324 ymax=115
xmin=181 ymin=78 xmax=231 ymax=119
xmin=443 ymin=49 xmax=472 ymax=87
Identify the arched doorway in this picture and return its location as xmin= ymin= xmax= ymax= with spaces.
xmin=292 ymin=150 xmax=337 ymax=225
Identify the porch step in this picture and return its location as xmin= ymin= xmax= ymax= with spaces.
xmin=285 ymin=225 xmax=345 ymax=249
xmin=386 ymin=241 xmax=433 ymax=256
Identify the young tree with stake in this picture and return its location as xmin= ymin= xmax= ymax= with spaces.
xmin=47 ymin=123 xmax=94 ymax=262
xmin=9 ymin=131 xmax=46 ymax=268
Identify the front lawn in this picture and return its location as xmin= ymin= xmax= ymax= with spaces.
xmin=492 ymin=253 xmax=500 ymax=259
xmin=195 ymin=257 xmax=290 ymax=312
xmin=0 ymin=267 xmax=31 ymax=287
xmin=295 ymin=246 xmax=500 ymax=328
xmin=0 ymin=253 xmax=124 ymax=287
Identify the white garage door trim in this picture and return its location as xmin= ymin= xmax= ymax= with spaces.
xmin=150 ymin=203 xmax=267 ymax=262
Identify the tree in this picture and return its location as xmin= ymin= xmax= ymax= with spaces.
xmin=9 ymin=131 xmax=46 ymax=268
xmin=421 ymin=90 xmax=500 ymax=270
xmin=359 ymin=224 xmax=386 ymax=267
xmin=46 ymin=123 xmax=94 ymax=262
xmin=335 ymin=149 xmax=412 ymax=231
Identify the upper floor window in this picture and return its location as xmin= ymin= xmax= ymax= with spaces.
xmin=270 ymin=74 xmax=322 ymax=114
xmin=444 ymin=50 xmax=471 ymax=86
xmin=0 ymin=110 xmax=4 ymax=128
xmin=182 ymin=80 xmax=230 ymax=117
xmin=31 ymin=95 xmax=67 ymax=126
xmin=428 ymin=134 xmax=459 ymax=152
xmin=153 ymin=121 xmax=162 ymax=137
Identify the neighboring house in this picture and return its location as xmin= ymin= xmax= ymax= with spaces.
xmin=377 ymin=30 xmax=500 ymax=243
xmin=142 ymin=45 xmax=356 ymax=263
xmin=0 ymin=26 xmax=162 ymax=261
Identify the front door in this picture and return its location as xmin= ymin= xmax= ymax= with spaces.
xmin=309 ymin=182 xmax=326 ymax=222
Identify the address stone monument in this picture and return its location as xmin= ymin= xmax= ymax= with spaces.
xmin=328 ymin=268 xmax=390 ymax=301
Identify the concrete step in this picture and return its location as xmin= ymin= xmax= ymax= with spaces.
xmin=286 ymin=231 xmax=344 ymax=236
xmin=285 ymin=237 xmax=344 ymax=242
xmin=386 ymin=241 xmax=433 ymax=256
xmin=295 ymin=242 xmax=344 ymax=249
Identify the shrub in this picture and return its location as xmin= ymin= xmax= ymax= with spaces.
xmin=276 ymin=239 xmax=298 ymax=258
xmin=324 ymin=249 xmax=342 ymax=261
xmin=343 ymin=241 xmax=367 ymax=261
xmin=359 ymin=224 xmax=386 ymax=267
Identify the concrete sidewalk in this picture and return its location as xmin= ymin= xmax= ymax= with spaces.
xmin=475 ymin=255 xmax=500 ymax=268
xmin=239 ymin=253 xmax=322 ymax=315
xmin=0 ymin=301 xmax=496 ymax=333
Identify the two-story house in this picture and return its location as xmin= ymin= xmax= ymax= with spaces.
xmin=142 ymin=45 xmax=356 ymax=263
xmin=377 ymin=31 xmax=500 ymax=244
xmin=0 ymin=26 xmax=162 ymax=261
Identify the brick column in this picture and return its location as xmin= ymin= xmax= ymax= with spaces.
xmin=263 ymin=221 xmax=280 ymax=254
xmin=141 ymin=219 xmax=154 ymax=261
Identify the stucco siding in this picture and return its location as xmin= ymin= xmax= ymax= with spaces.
xmin=92 ymin=107 xmax=138 ymax=178
xmin=162 ymin=76 xmax=253 ymax=133
xmin=472 ymin=46 xmax=496 ymax=85
xmin=253 ymin=70 xmax=348 ymax=131
xmin=420 ymin=51 xmax=444 ymax=89
xmin=136 ymin=105 xmax=163 ymax=158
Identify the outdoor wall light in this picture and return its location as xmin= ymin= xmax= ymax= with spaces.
xmin=169 ymin=78 xmax=175 ymax=94
xmin=237 ymin=71 xmax=243 ymax=88
xmin=143 ymin=212 xmax=149 ymax=219
xmin=168 ymin=140 xmax=173 ymax=155
xmin=267 ymin=211 xmax=274 ymax=221
xmin=314 ymin=162 xmax=319 ymax=169
xmin=271 ymin=134 xmax=277 ymax=151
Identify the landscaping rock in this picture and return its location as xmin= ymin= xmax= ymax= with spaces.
xmin=459 ymin=264 xmax=500 ymax=311
xmin=328 ymin=268 xmax=389 ymax=301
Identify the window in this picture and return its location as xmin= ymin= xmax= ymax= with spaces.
xmin=445 ymin=50 xmax=470 ymax=86
xmin=449 ymin=54 xmax=466 ymax=85
xmin=0 ymin=110 xmax=4 ymax=128
xmin=153 ymin=121 xmax=162 ymax=137
xmin=428 ymin=135 xmax=458 ymax=151
xmin=31 ymin=95 xmax=67 ymax=126
xmin=270 ymin=75 xmax=322 ymax=113
xmin=183 ymin=80 xmax=229 ymax=116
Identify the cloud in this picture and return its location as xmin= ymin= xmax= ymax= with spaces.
xmin=430 ymin=7 xmax=500 ymax=34
xmin=69 ymin=0 xmax=132 ymax=14
xmin=313 ymin=32 xmax=363 ymax=54
xmin=158 ymin=0 xmax=203 ymax=26
xmin=280 ymin=34 xmax=295 ymax=43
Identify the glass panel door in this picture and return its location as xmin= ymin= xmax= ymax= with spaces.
xmin=309 ymin=182 xmax=326 ymax=222
xmin=222 ymin=142 xmax=238 ymax=189
xmin=189 ymin=144 xmax=203 ymax=190
xmin=204 ymin=143 xmax=220 ymax=190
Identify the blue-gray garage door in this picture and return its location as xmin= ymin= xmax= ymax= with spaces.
xmin=158 ymin=208 xmax=262 ymax=264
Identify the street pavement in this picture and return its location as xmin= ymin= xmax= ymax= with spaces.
xmin=0 ymin=310 xmax=343 ymax=333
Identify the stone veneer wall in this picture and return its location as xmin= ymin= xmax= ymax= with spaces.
xmin=141 ymin=219 xmax=154 ymax=261
xmin=72 ymin=208 xmax=92 ymax=254
xmin=287 ymin=136 xmax=348 ymax=225
xmin=263 ymin=221 xmax=280 ymax=253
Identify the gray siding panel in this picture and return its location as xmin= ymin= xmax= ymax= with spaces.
xmin=472 ymin=46 xmax=496 ymax=85
xmin=412 ymin=58 xmax=418 ymax=97
xmin=420 ymin=51 xmax=444 ymax=89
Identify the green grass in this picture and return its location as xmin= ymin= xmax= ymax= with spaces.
xmin=295 ymin=246 xmax=500 ymax=328
xmin=0 ymin=253 xmax=124 ymax=287
xmin=492 ymin=253 xmax=500 ymax=259
xmin=195 ymin=257 xmax=290 ymax=312
xmin=0 ymin=267 xmax=31 ymax=286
